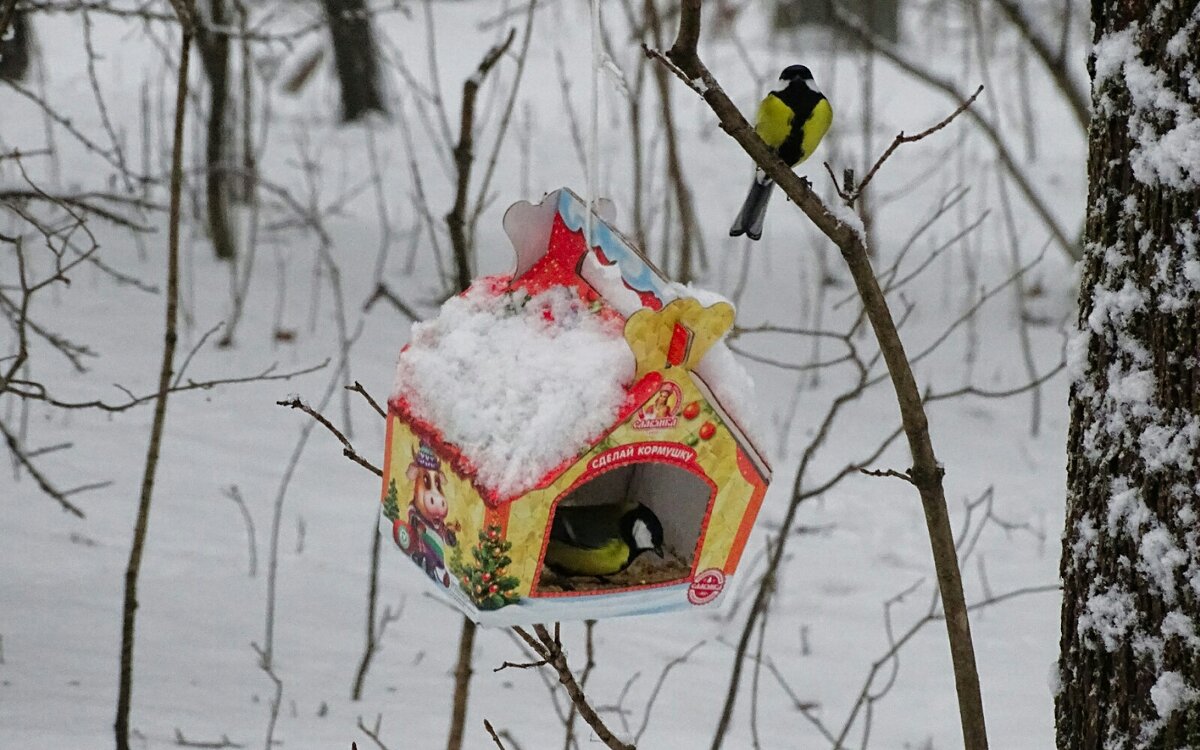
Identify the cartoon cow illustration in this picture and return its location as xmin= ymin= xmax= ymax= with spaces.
xmin=401 ymin=442 xmax=459 ymax=587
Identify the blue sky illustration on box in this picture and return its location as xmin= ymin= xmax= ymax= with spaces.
xmin=557 ymin=189 xmax=672 ymax=306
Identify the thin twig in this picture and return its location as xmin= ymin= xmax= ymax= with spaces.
xmin=467 ymin=0 xmax=538 ymax=250
xmin=357 ymin=714 xmax=392 ymax=750
xmin=859 ymin=467 xmax=917 ymax=484
xmin=346 ymin=381 xmax=387 ymax=419
xmin=446 ymin=29 xmax=516 ymax=293
xmin=508 ymin=625 xmax=633 ymax=750
xmin=483 ymin=720 xmax=509 ymax=750
xmin=364 ymin=282 xmax=421 ymax=320
xmin=8 ymin=360 xmax=328 ymax=413
xmin=851 ymin=85 xmax=984 ymax=203
xmin=635 ymin=640 xmax=706 ymax=742
xmin=173 ymin=729 xmax=245 ymax=748
xmin=0 ymin=418 xmax=86 ymax=517
xmin=494 ymin=657 xmax=549 ymax=672
xmin=276 ymin=398 xmax=382 ymax=476
xmin=222 ymin=485 xmax=257 ymax=577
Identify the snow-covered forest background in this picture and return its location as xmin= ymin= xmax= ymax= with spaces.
xmin=1 ymin=0 xmax=1090 ymax=746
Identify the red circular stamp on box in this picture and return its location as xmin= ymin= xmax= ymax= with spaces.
xmin=688 ymin=568 xmax=726 ymax=605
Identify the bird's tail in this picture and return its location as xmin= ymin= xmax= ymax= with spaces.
xmin=729 ymin=177 xmax=775 ymax=241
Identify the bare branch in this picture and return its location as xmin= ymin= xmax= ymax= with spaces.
xmin=505 ymin=624 xmax=633 ymax=750
xmin=0 ymin=418 xmax=86 ymax=517
xmin=562 ymin=620 xmax=596 ymax=750
xmin=484 ymin=720 xmax=509 ymax=750
xmin=635 ymin=640 xmax=706 ymax=742
xmin=832 ymin=10 xmax=1078 ymax=262
xmin=656 ymin=5 xmax=988 ymax=748
xmin=0 ymin=189 xmax=159 ymax=230
xmin=446 ymin=29 xmax=517 ymax=293
xmin=990 ymin=0 xmax=1089 ymax=130
xmin=356 ymin=714 xmax=392 ymax=750
xmin=7 ymin=359 xmax=329 ymax=413
xmin=851 ymin=85 xmax=985 ymax=204
xmin=276 ymin=397 xmax=382 ymax=477
xmin=364 ymin=282 xmax=421 ymax=320
xmin=346 ymin=381 xmax=387 ymax=419
xmin=859 ymin=467 xmax=917 ymax=484
xmin=173 ymin=729 xmax=244 ymax=748
xmin=222 ymin=485 xmax=257 ymax=577
xmin=116 ymin=25 xmax=192 ymax=750
xmin=467 ymin=0 xmax=539 ymax=249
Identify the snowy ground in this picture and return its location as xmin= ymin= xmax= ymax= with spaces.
xmin=1 ymin=1 xmax=1084 ymax=747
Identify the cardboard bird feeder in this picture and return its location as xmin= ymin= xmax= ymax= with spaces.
xmin=380 ymin=188 xmax=771 ymax=626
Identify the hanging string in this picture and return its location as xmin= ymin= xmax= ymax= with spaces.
xmin=586 ymin=0 xmax=601 ymax=247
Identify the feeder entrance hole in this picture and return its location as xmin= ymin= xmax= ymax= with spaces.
xmin=534 ymin=460 xmax=715 ymax=596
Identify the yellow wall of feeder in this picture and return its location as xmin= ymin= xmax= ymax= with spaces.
xmin=501 ymin=485 xmax=557 ymax=594
xmin=625 ymin=298 xmax=735 ymax=381
xmin=385 ymin=421 xmax=488 ymax=577
xmin=687 ymin=402 xmax=755 ymax=572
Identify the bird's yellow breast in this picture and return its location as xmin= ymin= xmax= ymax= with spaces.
xmin=755 ymin=94 xmax=794 ymax=149
xmin=800 ymin=98 xmax=833 ymax=165
xmin=545 ymin=537 xmax=630 ymax=576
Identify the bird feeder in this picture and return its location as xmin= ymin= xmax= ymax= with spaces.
xmin=380 ymin=188 xmax=771 ymax=625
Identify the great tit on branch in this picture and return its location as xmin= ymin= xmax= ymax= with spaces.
xmin=730 ymin=65 xmax=833 ymax=241
xmin=544 ymin=501 xmax=665 ymax=577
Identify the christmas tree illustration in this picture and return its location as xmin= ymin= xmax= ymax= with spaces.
xmin=451 ymin=524 xmax=520 ymax=610
xmin=382 ymin=479 xmax=401 ymax=521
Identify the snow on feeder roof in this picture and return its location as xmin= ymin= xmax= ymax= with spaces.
xmin=393 ymin=283 xmax=635 ymax=499
xmin=381 ymin=188 xmax=772 ymax=625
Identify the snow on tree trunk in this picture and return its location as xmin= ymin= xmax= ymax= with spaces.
xmin=1057 ymin=0 xmax=1200 ymax=747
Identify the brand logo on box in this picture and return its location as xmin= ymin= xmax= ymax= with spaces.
xmin=688 ymin=568 xmax=726 ymax=605
xmin=634 ymin=382 xmax=683 ymax=430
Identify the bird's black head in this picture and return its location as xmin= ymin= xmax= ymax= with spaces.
xmin=780 ymin=64 xmax=814 ymax=82
xmin=620 ymin=503 xmax=665 ymax=560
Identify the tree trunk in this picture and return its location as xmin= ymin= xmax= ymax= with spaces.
xmin=0 ymin=8 xmax=30 ymax=82
xmin=1057 ymin=0 xmax=1200 ymax=746
xmin=197 ymin=0 xmax=237 ymax=260
xmin=322 ymin=0 xmax=387 ymax=122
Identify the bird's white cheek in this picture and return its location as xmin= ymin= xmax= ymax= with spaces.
xmin=632 ymin=521 xmax=654 ymax=550
xmin=805 ymin=79 xmax=822 ymax=94
xmin=771 ymin=79 xmax=789 ymax=94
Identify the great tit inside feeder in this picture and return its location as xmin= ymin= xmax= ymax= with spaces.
xmin=545 ymin=501 xmax=665 ymax=577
